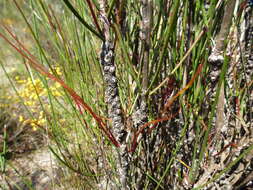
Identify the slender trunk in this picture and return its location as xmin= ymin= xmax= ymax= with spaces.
xmin=99 ymin=1 xmax=129 ymax=189
xmin=244 ymin=3 xmax=253 ymax=135
xmin=207 ymin=0 xmax=236 ymax=154
xmin=208 ymin=0 xmax=236 ymax=64
xmin=132 ymin=0 xmax=152 ymax=188
xmin=140 ymin=0 xmax=151 ymax=95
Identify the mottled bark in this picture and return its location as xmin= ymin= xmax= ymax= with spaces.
xmin=131 ymin=0 xmax=152 ymax=188
xmin=135 ymin=0 xmax=152 ymax=125
xmin=99 ymin=1 xmax=130 ymax=189
xmin=207 ymin=0 xmax=236 ymax=155
xmin=100 ymin=42 xmax=129 ymax=189
xmin=244 ymin=3 xmax=253 ymax=136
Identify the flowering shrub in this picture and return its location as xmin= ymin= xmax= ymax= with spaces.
xmin=0 ymin=66 xmax=64 ymax=130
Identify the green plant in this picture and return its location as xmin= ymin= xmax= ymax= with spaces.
xmin=0 ymin=0 xmax=252 ymax=189
xmin=0 ymin=125 xmax=7 ymax=173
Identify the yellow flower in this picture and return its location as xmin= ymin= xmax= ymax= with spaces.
xmin=52 ymin=90 xmax=62 ymax=97
xmin=24 ymin=101 xmax=34 ymax=106
xmin=55 ymin=83 xmax=61 ymax=88
xmin=17 ymin=79 xmax=26 ymax=84
xmin=31 ymin=123 xmax=37 ymax=131
xmin=55 ymin=67 xmax=62 ymax=75
xmin=38 ymin=118 xmax=46 ymax=125
xmin=39 ymin=111 xmax=44 ymax=119
xmin=19 ymin=115 xmax=24 ymax=122
xmin=31 ymin=122 xmax=36 ymax=127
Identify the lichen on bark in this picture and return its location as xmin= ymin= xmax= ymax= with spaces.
xmin=99 ymin=0 xmax=130 ymax=189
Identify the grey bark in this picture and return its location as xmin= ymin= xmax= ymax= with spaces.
xmin=140 ymin=0 xmax=151 ymax=94
xmin=244 ymin=3 xmax=253 ymax=135
xmin=208 ymin=0 xmax=236 ymax=64
xmin=207 ymin=0 xmax=236 ymax=155
xmin=100 ymin=42 xmax=129 ymax=190
xmin=99 ymin=1 xmax=130 ymax=189
xmin=131 ymin=0 xmax=152 ymax=188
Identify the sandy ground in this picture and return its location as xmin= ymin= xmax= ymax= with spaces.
xmin=0 ymin=36 xmax=61 ymax=190
xmin=0 ymin=147 xmax=60 ymax=190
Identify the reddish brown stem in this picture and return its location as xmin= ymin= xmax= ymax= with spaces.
xmin=86 ymin=0 xmax=103 ymax=36
xmin=0 ymin=26 xmax=120 ymax=147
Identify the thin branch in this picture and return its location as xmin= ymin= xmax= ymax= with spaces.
xmin=85 ymin=0 xmax=103 ymax=36
xmin=140 ymin=0 xmax=152 ymax=97
xmin=0 ymin=26 xmax=119 ymax=147
xmin=61 ymin=0 xmax=104 ymax=40
xmin=208 ymin=0 xmax=236 ymax=64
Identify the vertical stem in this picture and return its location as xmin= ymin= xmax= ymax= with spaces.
xmin=244 ymin=3 xmax=253 ymax=134
xmin=215 ymin=0 xmax=236 ymax=51
xmin=132 ymin=0 xmax=152 ymax=188
xmin=213 ymin=82 xmax=225 ymax=146
xmin=208 ymin=0 xmax=236 ymax=64
xmin=115 ymin=0 xmax=127 ymax=37
xmin=207 ymin=0 xmax=236 ymax=153
xmin=140 ymin=0 xmax=151 ymax=96
xmin=99 ymin=0 xmax=129 ymax=189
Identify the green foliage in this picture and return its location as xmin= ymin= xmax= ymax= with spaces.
xmin=0 ymin=0 xmax=252 ymax=189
